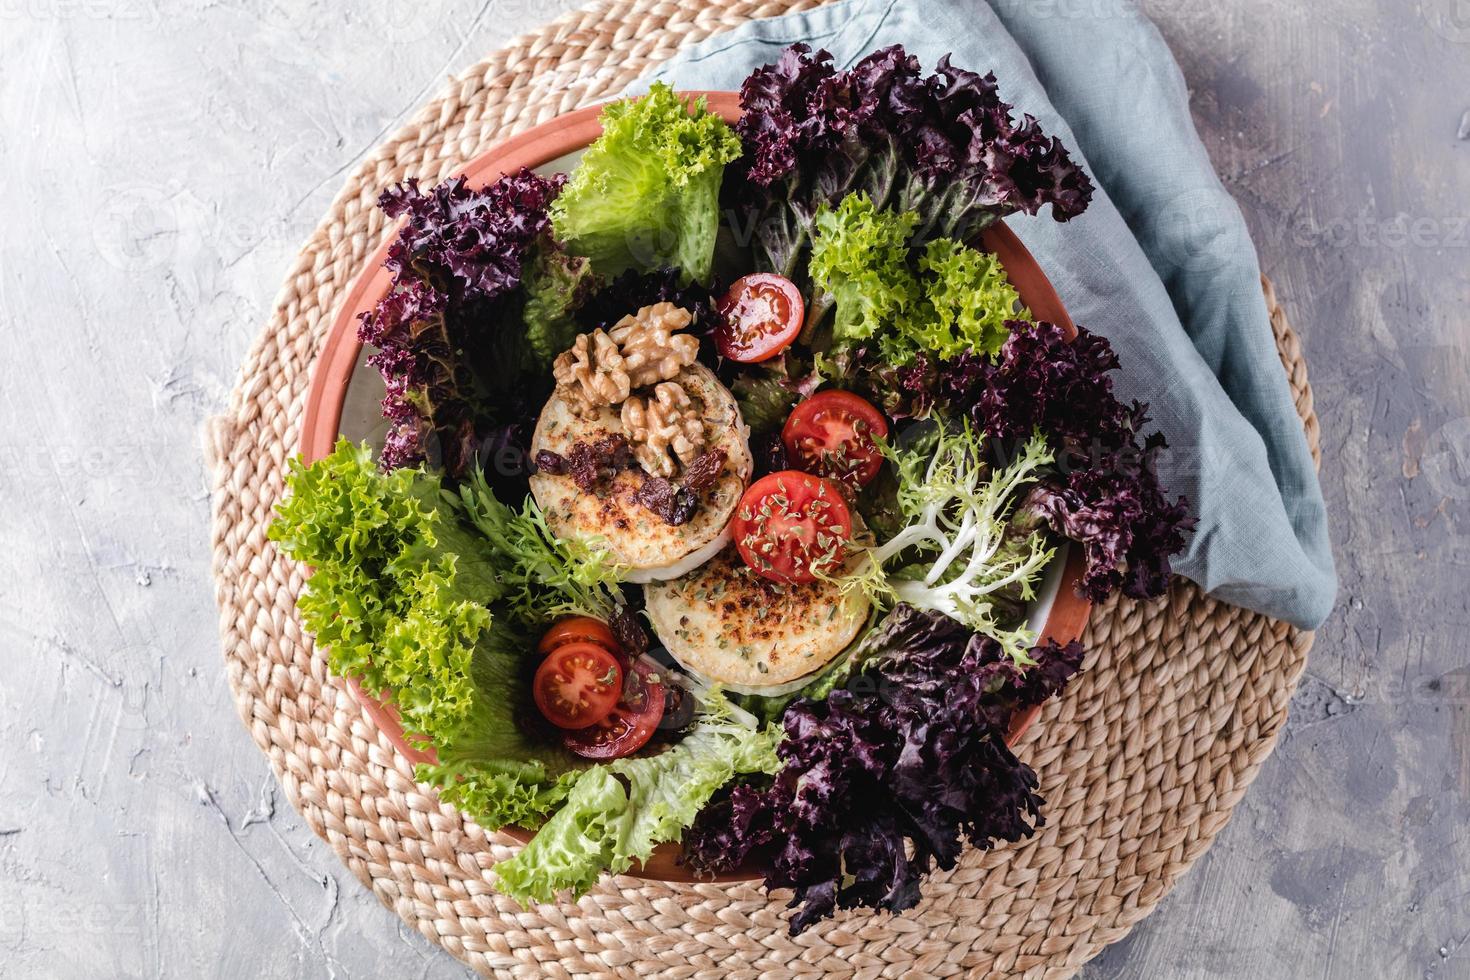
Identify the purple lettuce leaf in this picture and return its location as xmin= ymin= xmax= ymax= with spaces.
xmin=731 ymin=44 xmax=1094 ymax=279
xmin=1021 ymin=435 xmax=1195 ymax=601
xmin=378 ymin=171 xmax=564 ymax=302
xmin=943 ymin=320 xmax=1197 ymax=600
xmin=734 ymin=43 xmax=850 ymax=187
xmin=685 ymin=604 xmax=1085 ymax=933
xmin=359 ymin=170 xmax=565 ymax=474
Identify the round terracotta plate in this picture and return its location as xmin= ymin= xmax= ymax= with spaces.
xmin=298 ymin=92 xmax=1092 ymax=884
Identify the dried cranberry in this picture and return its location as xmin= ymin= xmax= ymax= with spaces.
xmin=681 ymin=449 xmax=728 ymax=492
xmin=534 ymin=450 xmax=567 ymax=474
xmin=634 ymin=476 xmax=698 ymax=527
xmin=610 ymin=608 xmax=649 ymax=657
xmin=560 ymin=434 xmax=634 ymax=493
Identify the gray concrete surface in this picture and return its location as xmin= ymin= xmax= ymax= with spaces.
xmin=1 ymin=2 xmax=1465 ymax=977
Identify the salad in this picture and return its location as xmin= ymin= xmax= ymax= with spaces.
xmin=269 ymin=44 xmax=1193 ymax=933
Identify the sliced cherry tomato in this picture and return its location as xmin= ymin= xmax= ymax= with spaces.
xmin=564 ymin=655 xmax=666 ymax=759
xmin=715 ymin=273 xmax=804 ymax=363
xmin=732 ymin=470 xmax=853 ymax=583
xmin=782 ymin=390 xmax=890 ymax=488
xmin=533 ymin=642 xmax=623 ymax=730
xmin=537 ymin=616 xmax=619 ymax=658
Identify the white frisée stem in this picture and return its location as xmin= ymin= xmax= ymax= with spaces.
xmin=925 ymin=507 xmax=978 ymax=587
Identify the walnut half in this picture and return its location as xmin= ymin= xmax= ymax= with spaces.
xmin=621 ymin=381 xmax=705 ymax=479
xmin=608 ymin=302 xmax=699 ymax=389
xmin=550 ymin=302 xmax=700 ymax=419
xmin=552 ymin=329 xmax=630 ymax=418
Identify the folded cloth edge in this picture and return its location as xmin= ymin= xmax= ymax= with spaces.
xmin=627 ymin=0 xmax=1337 ymax=630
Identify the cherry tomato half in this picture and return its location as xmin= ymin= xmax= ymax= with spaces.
xmin=564 ymin=655 xmax=666 ymax=759
xmin=533 ymin=642 xmax=623 ymax=730
xmin=715 ymin=273 xmax=804 ymax=363
xmin=537 ymin=616 xmax=620 ymax=658
xmin=733 ymin=470 xmax=853 ymax=583
xmin=782 ymin=390 xmax=890 ymax=488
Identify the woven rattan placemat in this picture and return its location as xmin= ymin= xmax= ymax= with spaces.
xmin=205 ymin=2 xmax=1320 ymax=975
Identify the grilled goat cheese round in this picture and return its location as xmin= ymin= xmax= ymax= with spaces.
xmin=644 ymin=545 xmax=870 ymax=694
xmin=529 ymin=363 xmax=752 ymax=583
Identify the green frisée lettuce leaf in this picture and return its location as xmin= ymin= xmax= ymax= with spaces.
xmin=806 ymin=193 xmax=1025 ymax=367
xmin=550 ymin=83 xmax=742 ymax=283
xmin=830 ymin=423 xmax=1056 ymax=665
xmin=456 ymin=468 xmax=624 ymax=625
xmin=493 ymin=693 xmax=782 ymax=904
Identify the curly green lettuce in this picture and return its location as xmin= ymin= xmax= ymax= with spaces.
xmin=493 ymin=693 xmax=782 ymax=904
xmin=807 ymin=193 xmax=1026 ymax=367
xmin=271 ymin=441 xmax=622 ymax=830
xmin=416 ymin=618 xmax=587 ymax=830
xmin=807 ymin=192 xmax=921 ymax=346
xmin=268 ymin=441 xmax=621 ymax=817
xmin=550 ymin=83 xmax=743 ymax=283
xmin=913 ymin=238 xmax=1018 ymax=360
xmin=267 ymin=440 xmax=506 ymax=743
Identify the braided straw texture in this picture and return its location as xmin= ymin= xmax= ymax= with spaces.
xmin=205 ymin=2 xmax=1321 ymax=975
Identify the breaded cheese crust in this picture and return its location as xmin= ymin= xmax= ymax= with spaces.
xmin=644 ymin=545 xmax=870 ymax=692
